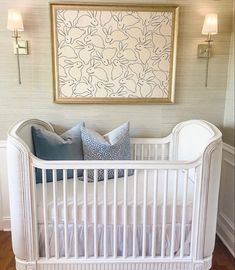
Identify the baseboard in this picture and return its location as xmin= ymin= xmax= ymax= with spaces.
xmin=217 ymin=212 xmax=235 ymax=257
xmin=2 ymin=217 xmax=11 ymax=231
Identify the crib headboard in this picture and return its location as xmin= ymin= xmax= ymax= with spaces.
xmin=8 ymin=119 xmax=54 ymax=153
xmin=172 ymin=120 xmax=222 ymax=161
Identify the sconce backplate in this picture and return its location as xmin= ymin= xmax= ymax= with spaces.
xmin=13 ymin=40 xmax=29 ymax=55
xmin=198 ymin=44 xmax=211 ymax=58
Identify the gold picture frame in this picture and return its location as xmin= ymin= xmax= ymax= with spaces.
xmin=50 ymin=3 xmax=179 ymax=104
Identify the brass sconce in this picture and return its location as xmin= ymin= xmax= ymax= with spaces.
xmin=198 ymin=13 xmax=218 ymax=87
xmin=7 ymin=9 xmax=29 ymax=85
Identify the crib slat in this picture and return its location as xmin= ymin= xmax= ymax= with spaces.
xmin=123 ymin=169 xmax=128 ymax=258
xmin=155 ymin=145 xmax=158 ymax=160
xmin=42 ymin=169 xmax=49 ymax=259
xmin=170 ymin=170 xmax=178 ymax=258
xmin=31 ymin=167 xmax=39 ymax=259
xmin=180 ymin=169 xmax=189 ymax=258
xmin=84 ymin=169 xmax=88 ymax=258
xmin=73 ymin=169 xmax=78 ymax=258
xmin=190 ymin=167 xmax=197 ymax=257
xmin=104 ymin=170 xmax=108 ymax=258
xmin=94 ymin=169 xmax=98 ymax=258
xmin=113 ymin=169 xmax=118 ymax=258
xmin=141 ymin=144 xmax=144 ymax=160
xmin=142 ymin=169 xmax=148 ymax=258
xmin=161 ymin=144 xmax=165 ymax=160
xmin=132 ymin=169 xmax=138 ymax=258
xmin=151 ymin=169 xmax=158 ymax=258
xmin=161 ymin=170 xmax=168 ymax=258
xmin=63 ymin=170 xmax=68 ymax=258
xmin=148 ymin=144 xmax=151 ymax=160
xmin=52 ymin=169 xmax=59 ymax=259
xmin=134 ymin=144 xmax=137 ymax=160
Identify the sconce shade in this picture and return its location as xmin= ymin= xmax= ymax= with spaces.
xmin=7 ymin=9 xmax=24 ymax=31
xmin=202 ymin=13 xmax=218 ymax=35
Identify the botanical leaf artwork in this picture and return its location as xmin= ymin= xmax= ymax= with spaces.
xmin=55 ymin=8 xmax=175 ymax=100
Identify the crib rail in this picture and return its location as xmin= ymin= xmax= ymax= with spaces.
xmin=31 ymin=156 xmax=202 ymax=262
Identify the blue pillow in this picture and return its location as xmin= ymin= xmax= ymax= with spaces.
xmin=32 ymin=122 xmax=84 ymax=183
xmin=81 ymin=122 xmax=133 ymax=181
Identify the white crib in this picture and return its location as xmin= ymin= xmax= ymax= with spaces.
xmin=7 ymin=119 xmax=222 ymax=270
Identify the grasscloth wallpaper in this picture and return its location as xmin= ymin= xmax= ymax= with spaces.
xmin=0 ymin=0 xmax=233 ymax=139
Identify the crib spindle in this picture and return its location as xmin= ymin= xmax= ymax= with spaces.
xmin=94 ymin=169 xmax=98 ymax=258
xmin=123 ymin=169 xmax=128 ymax=258
xmin=63 ymin=169 xmax=68 ymax=258
xmin=103 ymin=170 xmax=108 ymax=258
xmin=84 ymin=169 xmax=88 ymax=258
xmin=134 ymin=144 xmax=137 ymax=160
xmin=141 ymin=144 xmax=144 ymax=160
xmin=161 ymin=170 xmax=168 ymax=258
xmin=142 ymin=170 xmax=148 ymax=258
xmin=31 ymin=167 xmax=39 ymax=259
xmin=73 ymin=169 xmax=78 ymax=258
xmin=190 ymin=167 xmax=198 ymax=257
xmin=151 ymin=169 xmax=158 ymax=258
xmin=170 ymin=170 xmax=178 ymax=258
xmin=113 ymin=169 xmax=118 ymax=258
xmin=161 ymin=144 xmax=165 ymax=160
xmin=180 ymin=170 xmax=189 ymax=258
xmin=42 ymin=169 xmax=49 ymax=259
xmin=148 ymin=144 xmax=151 ymax=160
xmin=155 ymin=145 xmax=158 ymax=160
xmin=132 ymin=169 xmax=138 ymax=258
xmin=52 ymin=169 xmax=59 ymax=259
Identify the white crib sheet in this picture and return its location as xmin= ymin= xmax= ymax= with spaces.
xmin=36 ymin=169 xmax=194 ymax=258
xmin=36 ymin=169 xmax=195 ymax=224
xmin=38 ymin=223 xmax=192 ymax=258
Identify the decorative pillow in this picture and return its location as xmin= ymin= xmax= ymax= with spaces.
xmin=81 ymin=122 xmax=133 ymax=181
xmin=32 ymin=122 xmax=84 ymax=183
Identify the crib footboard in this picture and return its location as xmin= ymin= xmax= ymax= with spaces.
xmin=16 ymin=155 xmax=215 ymax=270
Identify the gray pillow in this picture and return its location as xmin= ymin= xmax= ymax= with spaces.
xmin=81 ymin=123 xmax=133 ymax=181
xmin=32 ymin=122 xmax=84 ymax=183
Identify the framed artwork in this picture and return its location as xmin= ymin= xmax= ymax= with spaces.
xmin=50 ymin=3 xmax=179 ymax=104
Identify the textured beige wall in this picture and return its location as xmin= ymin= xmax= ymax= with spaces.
xmin=0 ymin=0 xmax=233 ymax=139
xmin=223 ymin=31 xmax=234 ymax=147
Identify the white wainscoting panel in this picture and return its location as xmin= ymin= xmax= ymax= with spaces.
xmin=0 ymin=140 xmax=234 ymax=258
xmin=0 ymin=140 xmax=10 ymax=231
xmin=217 ymin=143 xmax=235 ymax=257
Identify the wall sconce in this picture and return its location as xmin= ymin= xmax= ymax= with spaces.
xmin=7 ymin=9 xmax=29 ymax=85
xmin=198 ymin=13 xmax=218 ymax=87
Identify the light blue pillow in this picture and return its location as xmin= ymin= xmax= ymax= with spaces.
xmin=81 ymin=123 xmax=133 ymax=181
xmin=32 ymin=122 xmax=84 ymax=183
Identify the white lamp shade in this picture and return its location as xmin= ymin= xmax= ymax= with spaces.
xmin=202 ymin=13 xmax=218 ymax=35
xmin=7 ymin=9 xmax=24 ymax=31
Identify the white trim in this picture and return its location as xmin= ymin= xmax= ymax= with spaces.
xmin=2 ymin=217 xmax=11 ymax=231
xmin=223 ymin=142 xmax=235 ymax=155
xmin=0 ymin=140 xmax=7 ymax=148
xmin=0 ymin=141 xmax=7 ymax=230
xmin=217 ymin=142 xmax=235 ymax=257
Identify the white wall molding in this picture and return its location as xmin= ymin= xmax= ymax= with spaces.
xmin=2 ymin=217 xmax=11 ymax=231
xmin=0 ymin=140 xmax=9 ymax=231
xmin=0 ymin=140 xmax=6 ymax=148
xmin=217 ymin=142 xmax=235 ymax=257
xmin=223 ymin=142 xmax=235 ymax=155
